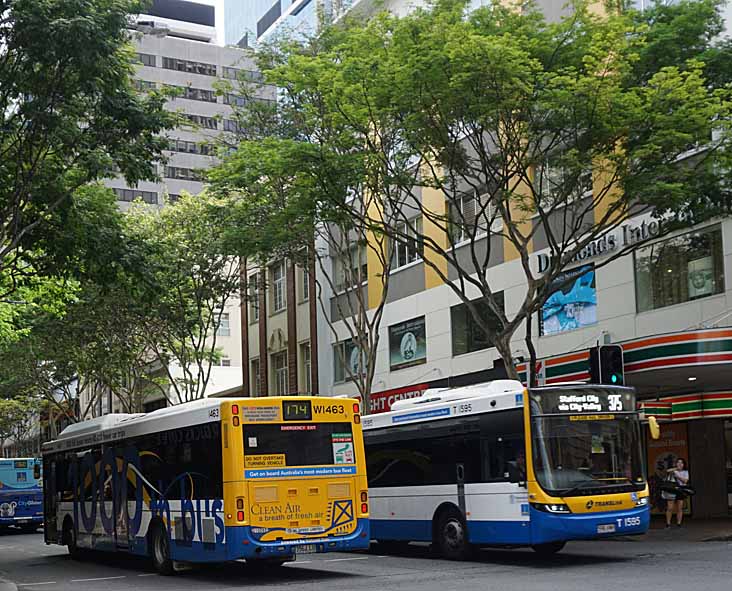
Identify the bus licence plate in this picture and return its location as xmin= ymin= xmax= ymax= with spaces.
xmin=597 ymin=524 xmax=616 ymax=534
xmin=296 ymin=544 xmax=318 ymax=554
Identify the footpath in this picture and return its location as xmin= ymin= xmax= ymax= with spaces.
xmin=640 ymin=517 xmax=732 ymax=542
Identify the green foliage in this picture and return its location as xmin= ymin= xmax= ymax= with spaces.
xmin=211 ymin=0 xmax=732 ymax=379
xmin=0 ymin=0 xmax=176 ymax=280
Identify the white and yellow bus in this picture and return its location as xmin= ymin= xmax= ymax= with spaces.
xmin=363 ymin=380 xmax=649 ymax=558
xmin=42 ymin=396 xmax=369 ymax=574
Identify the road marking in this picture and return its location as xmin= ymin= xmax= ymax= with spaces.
xmin=323 ymin=556 xmax=370 ymax=562
xmin=70 ymin=576 xmax=127 ymax=582
xmin=138 ymin=573 xmax=157 ymax=577
xmin=17 ymin=583 xmax=57 ymax=587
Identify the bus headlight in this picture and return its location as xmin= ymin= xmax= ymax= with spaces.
xmin=530 ymin=502 xmax=571 ymax=514
xmin=635 ymin=496 xmax=649 ymax=507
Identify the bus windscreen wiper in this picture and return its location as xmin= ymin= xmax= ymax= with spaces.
xmin=560 ymin=480 xmax=601 ymax=497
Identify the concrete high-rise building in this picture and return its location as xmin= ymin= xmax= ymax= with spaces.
xmin=82 ymin=2 xmax=275 ymax=415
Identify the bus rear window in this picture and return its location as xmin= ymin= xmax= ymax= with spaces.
xmin=244 ymin=423 xmax=355 ymax=467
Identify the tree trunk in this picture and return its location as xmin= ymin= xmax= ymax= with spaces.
xmin=525 ymin=313 xmax=538 ymax=388
xmin=494 ymin=337 xmax=520 ymax=381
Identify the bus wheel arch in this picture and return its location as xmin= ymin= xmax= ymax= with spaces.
xmin=148 ymin=519 xmax=174 ymax=575
xmin=432 ymin=503 xmax=472 ymax=560
xmin=62 ymin=516 xmax=82 ymax=559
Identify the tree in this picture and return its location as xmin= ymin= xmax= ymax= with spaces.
xmin=125 ymin=193 xmax=244 ymax=404
xmin=0 ymin=0 xmax=175 ymax=283
xmin=0 ymin=396 xmax=40 ymax=455
xmin=213 ymin=0 xmax=732 ymax=384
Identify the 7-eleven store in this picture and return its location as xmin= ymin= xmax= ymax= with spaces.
xmin=518 ymin=328 xmax=732 ymax=519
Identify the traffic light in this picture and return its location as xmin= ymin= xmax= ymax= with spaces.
xmin=589 ymin=345 xmax=624 ymax=385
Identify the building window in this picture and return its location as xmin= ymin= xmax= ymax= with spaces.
xmin=251 ymin=358 xmax=261 ymax=396
xmin=447 ymin=193 xmax=477 ymax=244
xmin=223 ymin=119 xmax=242 ymax=133
xmin=182 ymin=114 xmax=218 ymax=130
xmin=162 ymin=57 xmax=217 ymax=77
xmin=164 ymin=166 xmax=201 ymax=181
xmin=301 ymin=342 xmax=312 ymax=393
xmin=248 ymin=274 xmax=260 ymax=322
xmin=394 ymin=217 xmax=424 ymax=269
xmin=635 ymin=225 xmax=725 ymax=313
xmin=170 ymin=85 xmax=217 ymax=103
xmin=112 ymin=188 xmax=158 ymax=204
xmin=271 ymin=261 xmax=286 ymax=313
xmin=217 ymin=313 xmax=230 ymax=337
xmin=221 ymin=358 xmax=231 ymax=367
xmin=223 ymin=93 xmax=275 ymax=109
xmin=300 ymin=265 xmax=310 ymax=302
xmin=272 ymin=352 xmax=288 ymax=396
xmin=222 ymin=66 xmax=264 ymax=83
xmin=133 ymin=79 xmax=156 ymax=92
xmin=334 ymin=244 xmax=368 ymax=292
xmin=451 ymin=292 xmax=505 ymax=356
xmin=537 ymin=152 xmax=592 ymax=201
xmin=333 ymin=340 xmax=365 ymax=384
xmin=168 ymin=139 xmax=214 ymax=155
xmin=135 ymin=53 xmax=156 ymax=67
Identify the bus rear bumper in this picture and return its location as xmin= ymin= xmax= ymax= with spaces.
xmin=227 ymin=518 xmax=370 ymax=561
xmin=0 ymin=516 xmax=43 ymax=527
xmin=530 ymin=506 xmax=650 ymax=544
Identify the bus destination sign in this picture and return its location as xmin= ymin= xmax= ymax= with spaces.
xmin=531 ymin=387 xmax=635 ymax=415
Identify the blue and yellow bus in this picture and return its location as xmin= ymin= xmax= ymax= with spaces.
xmin=42 ymin=397 xmax=369 ymax=574
xmin=362 ymin=381 xmax=649 ymax=558
xmin=0 ymin=458 xmax=43 ymax=533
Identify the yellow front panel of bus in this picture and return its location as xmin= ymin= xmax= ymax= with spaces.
xmin=221 ymin=397 xmax=368 ymax=542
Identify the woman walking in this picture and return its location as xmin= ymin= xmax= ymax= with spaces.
xmin=664 ymin=458 xmax=690 ymax=528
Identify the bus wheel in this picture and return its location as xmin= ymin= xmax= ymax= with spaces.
xmin=150 ymin=524 xmax=174 ymax=576
xmin=435 ymin=509 xmax=471 ymax=560
xmin=63 ymin=519 xmax=82 ymax=560
xmin=531 ymin=541 xmax=566 ymax=556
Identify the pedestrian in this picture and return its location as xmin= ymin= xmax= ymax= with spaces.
xmin=664 ymin=458 xmax=689 ymax=528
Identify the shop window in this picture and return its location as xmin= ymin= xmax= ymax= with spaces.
xmin=634 ymin=225 xmax=724 ymax=313
xmin=451 ymin=292 xmax=505 ymax=356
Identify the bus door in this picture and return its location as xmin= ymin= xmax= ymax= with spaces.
xmin=44 ymin=459 xmax=58 ymax=543
xmin=456 ymin=462 xmax=466 ymax=515
xmin=113 ymin=446 xmax=129 ymax=549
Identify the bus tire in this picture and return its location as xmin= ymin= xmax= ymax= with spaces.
xmin=531 ymin=541 xmax=565 ymax=556
xmin=150 ymin=523 xmax=174 ymax=576
xmin=434 ymin=508 xmax=472 ymax=561
xmin=63 ymin=518 xmax=82 ymax=560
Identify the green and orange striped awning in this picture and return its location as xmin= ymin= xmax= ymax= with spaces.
xmin=639 ymin=392 xmax=732 ymax=421
xmin=516 ymin=328 xmax=732 ymax=384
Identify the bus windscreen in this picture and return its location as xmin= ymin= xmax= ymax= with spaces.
xmin=244 ymin=423 xmax=355 ymax=467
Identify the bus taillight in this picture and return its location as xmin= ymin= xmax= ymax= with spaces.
xmin=233 ymin=416 xmax=240 ymax=427
xmin=352 ymin=403 xmax=360 ymax=414
xmin=360 ymin=491 xmax=368 ymax=503
xmin=236 ymin=497 xmax=244 ymax=510
xmin=354 ymin=414 xmax=360 ymax=424
xmin=231 ymin=404 xmax=239 ymax=415
xmin=360 ymin=503 xmax=368 ymax=514
xmin=237 ymin=511 xmax=245 ymax=521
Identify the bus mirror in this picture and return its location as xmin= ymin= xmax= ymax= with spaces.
xmin=648 ymin=416 xmax=660 ymax=440
xmin=33 ymin=462 xmax=41 ymax=480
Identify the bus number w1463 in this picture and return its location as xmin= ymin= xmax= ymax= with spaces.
xmin=313 ymin=404 xmax=345 ymax=415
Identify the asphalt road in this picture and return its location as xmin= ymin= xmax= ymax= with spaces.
xmin=1 ymin=529 xmax=731 ymax=591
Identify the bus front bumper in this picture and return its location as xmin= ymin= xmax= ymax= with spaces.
xmin=226 ymin=518 xmax=370 ymax=561
xmin=530 ymin=505 xmax=649 ymax=545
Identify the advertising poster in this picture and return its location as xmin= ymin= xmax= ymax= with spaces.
xmin=688 ymin=256 xmax=714 ymax=299
xmin=389 ymin=316 xmax=427 ymax=371
xmin=540 ymin=264 xmax=597 ymax=336
xmin=647 ymin=422 xmax=691 ymax=515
